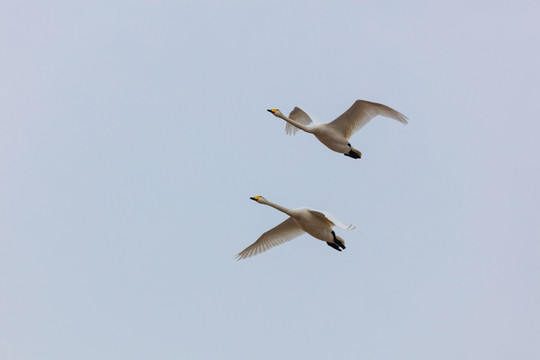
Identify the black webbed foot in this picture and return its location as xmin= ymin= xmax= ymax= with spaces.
xmin=331 ymin=230 xmax=346 ymax=249
xmin=335 ymin=238 xmax=346 ymax=249
xmin=344 ymin=150 xmax=361 ymax=159
xmin=327 ymin=242 xmax=342 ymax=251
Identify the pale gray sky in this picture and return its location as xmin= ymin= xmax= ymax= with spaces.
xmin=1 ymin=1 xmax=539 ymax=359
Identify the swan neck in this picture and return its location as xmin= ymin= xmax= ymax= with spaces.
xmin=263 ymin=200 xmax=292 ymax=216
xmin=277 ymin=113 xmax=311 ymax=133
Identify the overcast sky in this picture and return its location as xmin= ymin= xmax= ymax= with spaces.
xmin=1 ymin=1 xmax=539 ymax=359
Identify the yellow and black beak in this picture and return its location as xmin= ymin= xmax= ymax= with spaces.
xmin=250 ymin=196 xmax=261 ymax=201
xmin=267 ymin=109 xmax=276 ymax=113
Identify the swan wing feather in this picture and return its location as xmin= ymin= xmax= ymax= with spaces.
xmin=286 ymin=106 xmax=313 ymax=135
xmin=328 ymin=100 xmax=408 ymax=139
xmin=236 ymin=217 xmax=304 ymax=260
xmin=310 ymin=209 xmax=356 ymax=231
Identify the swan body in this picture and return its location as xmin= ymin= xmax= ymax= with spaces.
xmin=268 ymin=100 xmax=408 ymax=158
xmin=236 ymin=196 xmax=355 ymax=260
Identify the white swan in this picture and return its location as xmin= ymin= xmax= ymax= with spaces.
xmin=268 ymin=100 xmax=408 ymax=158
xmin=236 ymin=196 xmax=355 ymax=260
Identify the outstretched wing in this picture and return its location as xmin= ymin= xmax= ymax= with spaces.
xmin=328 ymin=100 xmax=408 ymax=139
xmin=286 ymin=106 xmax=313 ymax=135
xmin=310 ymin=209 xmax=356 ymax=231
xmin=236 ymin=217 xmax=304 ymax=260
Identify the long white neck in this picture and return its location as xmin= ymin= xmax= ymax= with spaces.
xmin=261 ymin=198 xmax=293 ymax=216
xmin=276 ymin=113 xmax=313 ymax=133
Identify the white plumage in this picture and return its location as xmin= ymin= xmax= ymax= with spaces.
xmin=237 ymin=196 xmax=355 ymax=260
xmin=268 ymin=100 xmax=408 ymax=159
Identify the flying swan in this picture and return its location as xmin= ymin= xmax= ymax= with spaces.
xmin=236 ymin=196 xmax=355 ymax=260
xmin=267 ymin=99 xmax=408 ymax=158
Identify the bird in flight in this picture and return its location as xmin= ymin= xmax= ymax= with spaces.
xmin=267 ymin=99 xmax=408 ymax=158
xmin=236 ymin=196 xmax=355 ymax=260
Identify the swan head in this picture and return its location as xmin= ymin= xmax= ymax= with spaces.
xmin=267 ymin=109 xmax=283 ymax=118
xmin=250 ymin=195 xmax=267 ymax=203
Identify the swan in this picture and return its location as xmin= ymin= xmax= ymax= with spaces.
xmin=267 ymin=100 xmax=408 ymax=158
xmin=236 ymin=196 xmax=355 ymax=260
